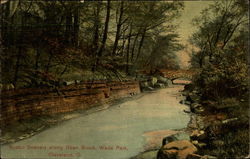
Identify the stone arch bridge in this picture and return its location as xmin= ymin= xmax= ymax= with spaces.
xmin=156 ymin=69 xmax=197 ymax=81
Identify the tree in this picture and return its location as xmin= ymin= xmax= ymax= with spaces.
xmin=190 ymin=0 xmax=249 ymax=100
xmin=1 ymin=0 xmax=184 ymax=87
xmin=190 ymin=0 xmax=248 ymax=67
xmin=112 ymin=1 xmax=125 ymax=56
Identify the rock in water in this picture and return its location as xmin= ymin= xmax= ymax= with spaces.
xmin=140 ymin=81 xmax=149 ymax=90
xmin=157 ymin=140 xmax=197 ymax=159
xmin=156 ymin=76 xmax=168 ymax=83
xmin=150 ymin=77 xmax=158 ymax=87
xmin=162 ymin=136 xmax=178 ymax=146
xmin=156 ymin=76 xmax=173 ymax=87
xmin=161 ymin=149 xmax=178 ymax=159
xmin=166 ymin=79 xmax=173 ymax=87
xmin=154 ymin=83 xmax=165 ymax=89
xmin=144 ymin=86 xmax=154 ymax=91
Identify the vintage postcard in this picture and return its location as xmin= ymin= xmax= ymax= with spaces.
xmin=0 ymin=0 xmax=249 ymax=159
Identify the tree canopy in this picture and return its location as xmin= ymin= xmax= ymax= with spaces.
xmin=189 ymin=0 xmax=249 ymax=100
xmin=1 ymin=0 xmax=184 ymax=88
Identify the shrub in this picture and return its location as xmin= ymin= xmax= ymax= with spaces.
xmin=193 ymin=51 xmax=248 ymax=101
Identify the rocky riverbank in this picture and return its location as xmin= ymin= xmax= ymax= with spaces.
xmin=180 ymin=83 xmax=249 ymax=159
xmin=131 ymin=80 xmax=249 ymax=159
xmin=0 ymin=94 xmax=142 ymax=145
xmin=0 ymin=75 xmax=172 ymax=147
xmin=138 ymin=75 xmax=173 ymax=92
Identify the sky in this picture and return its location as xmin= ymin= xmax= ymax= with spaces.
xmin=175 ymin=1 xmax=213 ymax=69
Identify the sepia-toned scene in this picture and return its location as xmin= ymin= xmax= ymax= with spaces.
xmin=0 ymin=0 xmax=249 ymax=159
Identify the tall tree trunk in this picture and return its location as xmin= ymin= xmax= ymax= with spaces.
xmin=46 ymin=51 xmax=53 ymax=72
xmin=199 ymin=54 xmax=203 ymax=68
xmin=119 ymin=25 xmax=129 ymax=56
xmin=126 ymin=24 xmax=132 ymax=74
xmin=13 ymin=12 xmax=24 ymax=87
xmin=1 ymin=2 xmax=9 ymax=45
xmin=112 ymin=1 xmax=124 ymax=56
xmin=131 ymin=32 xmax=139 ymax=62
xmin=135 ymin=27 xmax=146 ymax=61
xmin=97 ymin=0 xmax=111 ymax=57
xmin=13 ymin=47 xmax=21 ymax=87
xmin=120 ymin=33 xmax=126 ymax=56
xmin=73 ymin=4 xmax=79 ymax=47
xmin=91 ymin=2 xmax=101 ymax=71
xmin=34 ymin=47 xmax=41 ymax=70
xmin=65 ymin=12 xmax=72 ymax=45
xmin=92 ymin=2 xmax=101 ymax=56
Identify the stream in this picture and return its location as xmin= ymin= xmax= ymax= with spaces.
xmin=1 ymin=85 xmax=190 ymax=159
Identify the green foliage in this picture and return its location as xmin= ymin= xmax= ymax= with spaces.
xmin=1 ymin=1 xmax=184 ymax=88
xmin=189 ymin=0 xmax=248 ymax=69
xmin=191 ymin=2 xmax=249 ymax=157
xmin=194 ymin=50 xmax=248 ymax=100
xmin=142 ymin=34 xmax=183 ymax=71
xmin=205 ymin=128 xmax=249 ymax=158
xmin=190 ymin=0 xmax=249 ymax=101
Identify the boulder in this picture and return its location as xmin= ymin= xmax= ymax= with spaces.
xmin=184 ymin=83 xmax=195 ymax=92
xmin=191 ymin=140 xmax=207 ymax=149
xmin=158 ymin=140 xmax=197 ymax=159
xmin=143 ymin=86 xmax=154 ymax=91
xmin=180 ymin=100 xmax=185 ymax=104
xmin=75 ymin=80 xmax=81 ymax=84
xmin=157 ymin=76 xmax=168 ymax=83
xmin=190 ymin=130 xmax=206 ymax=141
xmin=164 ymin=140 xmax=195 ymax=150
xmin=190 ymin=103 xmax=204 ymax=114
xmin=140 ymin=81 xmax=149 ymax=88
xmin=166 ymin=80 xmax=173 ymax=87
xmin=190 ymin=103 xmax=201 ymax=110
xmin=187 ymin=153 xmax=217 ymax=159
xmin=150 ymin=77 xmax=158 ymax=87
xmin=154 ymin=83 xmax=165 ymax=89
xmin=201 ymin=155 xmax=217 ymax=159
xmin=183 ymin=109 xmax=191 ymax=114
xmin=194 ymin=107 xmax=205 ymax=114
xmin=196 ymin=116 xmax=206 ymax=130
xmin=185 ymin=101 xmax=191 ymax=105
xmin=156 ymin=76 xmax=172 ymax=87
xmin=140 ymin=81 xmax=155 ymax=91
xmin=162 ymin=136 xmax=178 ymax=146
xmin=178 ymin=148 xmax=198 ymax=159
xmin=162 ymin=149 xmax=178 ymax=159
xmin=191 ymin=140 xmax=199 ymax=144
xmin=187 ymin=93 xmax=200 ymax=103
xmin=63 ymin=81 xmax=75 ymax=86
xmin=187 ymin=153 xmax=203 ymax=159
xmin=172 ymin=79 xmax=192 ymax=85
xmin=197 ymin=143 xmax=207 ymax=148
